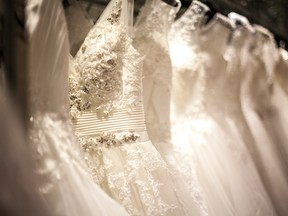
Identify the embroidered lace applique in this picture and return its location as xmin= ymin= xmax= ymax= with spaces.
xmin=69 ymin=21 xmax=142 ymax=119
xmin=80 ymin=132 xmax=140 ymax=149
xmin=80 ymin=135 xmax=179 ymax=215
xmin=29 ymin=112 xmax=87 ymax=194
xmin=107 ymin=0 xmax=122 ymax=24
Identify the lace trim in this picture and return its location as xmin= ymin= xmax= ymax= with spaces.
xmin=135 ymin=0 xmax=180 ymax=43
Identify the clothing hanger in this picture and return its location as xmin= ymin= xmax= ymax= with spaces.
xmin=197 ymin=0 xmax=217 ymax=25
xmin=198 ymin=0 xmax=288 ymax=50
xmin=228 ymin=12 xmax=255 ymax=33
xmin=161 ymin=0 xmax=179 ymax=7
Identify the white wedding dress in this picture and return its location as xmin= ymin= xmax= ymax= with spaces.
xmin=241 ymin=25 xmax=288 ymax=216
xmin=133 ymin=1 xmax=208 ymax=215
xmin=69 ymin=0 xmax=185 ymax=215
xmin=26 ymin=0 xmax=130 ymax=215
xmin=170 ymin=10 xmax=275 ymax=215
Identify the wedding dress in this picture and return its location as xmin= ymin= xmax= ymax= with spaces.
xmin=69 ymin=0 xmax=185 ymax=215
xmin=0 ymin=89 xmax=51 ymax=216
xmin=133 ymin=1 xmax=208 ymax=215
xmin=26 ymin=0 xmax=130 ymax=215
xmin=241 ymin=25 xmax=288 ymax=216
xmin=215 ymin=21 xmax=277 ymax=216
xmin=170 ymin=11 xmax=275 ymax=216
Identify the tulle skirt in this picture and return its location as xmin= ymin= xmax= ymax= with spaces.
xmin=171 ymin=113 xmax=276 ymax=216
xmin=29 ymin=112 xmax=130 ymax=216
xmin=78 ymin=130 xmax=186 ymax=216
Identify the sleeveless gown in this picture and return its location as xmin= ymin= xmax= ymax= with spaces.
xmin=133 ymin=1 xmax=208 ymax=215
xmin=69 ymin=0 xmax=185 ymax=215
xmin=241 ymin=25 xmax=288 ymax=216
xmin=169 ymin=9 xmax=275 ymax=215
xmin=26 ymin=0 xmax=130 ymax=215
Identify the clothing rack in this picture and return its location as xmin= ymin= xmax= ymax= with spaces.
xmin=68 ymin=0 xmax=287 ymax=49
xmin=196 ymin=0 xmax=288 ymax=49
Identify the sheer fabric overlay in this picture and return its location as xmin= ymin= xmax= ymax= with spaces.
xmin=241 ymin=25 xmax=288 ymax=216
xmin=69 ymin=0 xmax=186 ymax=215
xmin=169 ymin=3 xmax=275 ymax=215
xmin=26 ymin=0 xmax=130 ymax=215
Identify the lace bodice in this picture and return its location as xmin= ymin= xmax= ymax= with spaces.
xmin=134 ymin=0 xmax=180 ymax=49
xmin=170 ymin=0 xmax=209 ymax=44
xmin=171 ymin=14 xmax=236 ymax=119
xmin=133 ymin=0 xmax=180 ymax=146
xmin=169 ymin=1 xmax=210 ymax=116
xmin=69 ymin=0 xmax=143 ymax=120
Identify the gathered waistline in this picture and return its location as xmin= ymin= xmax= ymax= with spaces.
xmin=72 ymin=106 xmax=147 ymax=137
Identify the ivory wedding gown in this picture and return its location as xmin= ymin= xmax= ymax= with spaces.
xmin=133 ymin=1 xmax=208 ymax=215
xmin=69 ymin=0 xmax=185 ymax=215
xmin=26 ymin=0 xmax=129 ymax=215
xmin=241 ymin=25 xmax=288 ymax=216
xmin=169 ymin=9 xmax=275 ymax=215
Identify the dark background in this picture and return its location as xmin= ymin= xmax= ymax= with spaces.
xmin=81 ymin=0 xmax=288 ymax=47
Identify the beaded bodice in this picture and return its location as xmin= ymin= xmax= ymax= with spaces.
xmin=69 ymin=0 xmax=143 ymax=120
